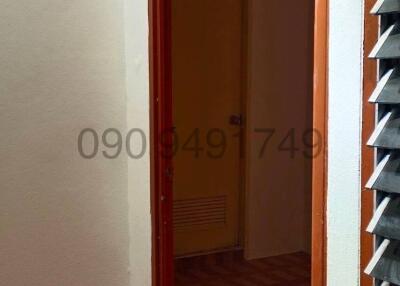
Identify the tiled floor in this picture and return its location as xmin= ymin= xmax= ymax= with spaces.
xmin=175 ymin=251 xmax=311 ymax=286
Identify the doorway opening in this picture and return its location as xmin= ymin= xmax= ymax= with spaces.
xmin=150 ymin=0 xmax=322 ymax=285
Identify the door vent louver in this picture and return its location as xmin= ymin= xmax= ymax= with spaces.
xmin=173 ymin=196 xmax=227 ymax=230
xmin=366 ymin=3 xmax=400 ymax=285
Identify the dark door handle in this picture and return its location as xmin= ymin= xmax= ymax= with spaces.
xmin=229 ymin=114 xmax=243 ymax=126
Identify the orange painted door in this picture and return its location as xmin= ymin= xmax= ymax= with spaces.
xmin=172 ymin=0 xmax=244 ymax=256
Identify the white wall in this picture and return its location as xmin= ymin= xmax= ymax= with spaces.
xmin=125 ymin=0 xmax=152 ymax=285
xmin=245 ymin=0 xmax=314 ymax=259
xmin=0 ymin=0 xmax=151 ymax=285
xmin=327 ymin=0 xmax=364 ymax=285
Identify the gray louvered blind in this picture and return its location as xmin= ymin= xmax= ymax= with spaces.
xmin=365 ymin=1 xmax=400 ymax=285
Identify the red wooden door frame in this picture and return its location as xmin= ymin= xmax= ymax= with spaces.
xmin=149 ymin=0 xmax=174 ymax=285
xmin=360 ymin=1 xmax=377 ymax=285
xmin=149 ymin=0 xmax=328 ymax=285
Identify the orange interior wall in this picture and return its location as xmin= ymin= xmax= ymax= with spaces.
xmin=244 ymin=0 xmax=314 ymax=259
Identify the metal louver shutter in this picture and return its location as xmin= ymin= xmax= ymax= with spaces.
xmin=365 ymin=1 xmax=400 ymax=285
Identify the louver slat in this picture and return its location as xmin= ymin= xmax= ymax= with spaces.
xmin=366 ymin=153 xmax=400 ymax=194
xmin=369 ymin=69 xmax=400 ymax=104
xmin=367 ymin=109 xmax=400 ymax=149
xmin=367 ymin=3 xmax=400 ymax=285
xmin=371 ymin=0 xmax=400 ymax=15
xmin=365 ymin=240 xmax=400 ymax=285
xmin=367 ymin=196 xmax=400 ymax=240
xmin=369 ymin=23 xmax=400 ymax=59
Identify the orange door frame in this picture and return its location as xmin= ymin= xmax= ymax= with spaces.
xmin=312 ymin=0 xmax=328 ymax=285
xmin=360 ymin=1 xmax=377 ymax=286
xmin=150 ymin=0 xmax=329 ymax=285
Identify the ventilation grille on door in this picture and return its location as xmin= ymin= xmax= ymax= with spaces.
xmin=365 ymin=2 xmax=400 ymax=286
xmin=173 ymin=196 xmax=227 ymax=230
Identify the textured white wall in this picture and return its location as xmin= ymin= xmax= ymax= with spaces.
xmin=125 ymin=0 xmax=152 ymax=285
xmin=0 ymin=0 xmax=151 ymax=285
xmin=327 ymin=0 xmax=364 ymax=285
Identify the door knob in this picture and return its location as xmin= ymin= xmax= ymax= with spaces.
xmin=229 ymin=114 xmax=243 ymax=126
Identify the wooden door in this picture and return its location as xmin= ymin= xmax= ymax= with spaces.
xmin=172 ymin=0 xmax=244 ymax=256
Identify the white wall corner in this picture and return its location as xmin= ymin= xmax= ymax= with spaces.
xmin=327 ymin=0 xmax=364 ymax=285
xmin=124 ymin=0 xmax=152 ymax=285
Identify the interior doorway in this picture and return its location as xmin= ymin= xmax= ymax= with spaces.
xmin=150 ymin=0 xmax=325 ymax=285
xmin=172 ymin=0 xmax=244 ymax=257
